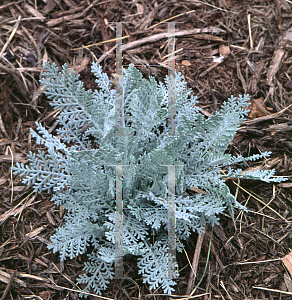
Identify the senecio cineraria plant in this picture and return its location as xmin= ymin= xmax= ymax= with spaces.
xmin=13 ymin=62 xmax=285 ymax=295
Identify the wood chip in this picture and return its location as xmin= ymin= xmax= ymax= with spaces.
xmin=46 ymin=210 xmax=56 ymax=226
xmin=284 ymin=274 xmax=292 ymax=292
xmin=278 ymin=182 xmax=292 ymax=188
xmin=219 ymin=44 xmax=230 ymax=57
xmin=181 ymin=59 xmax=192 ymax=66
xmin=0 ymin=195 xmax=36 ymax=222
xmin=17 ymin=272 xmax=51 ymax=283
xmin=25 ymin=226 xmax=46 ymax=238
xmin=0 ymin=153 xmax=27 ymax=163
xmin=24 ymin=4 xmax=45 ymax=21
xmin=281 ymin=252 xmax=292 ymax=277
xmin=0 ymin=269 xmax=26 ymax=287
xmin=46 ymin=12 xmax=84 ymax=27
xmin=266 ymin=26 xmax=292 ymax=86
xmin=70 ymin=56 xmax=90 ymax=74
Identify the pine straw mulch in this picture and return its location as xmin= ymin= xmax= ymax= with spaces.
xmin=1 ymin=0 xmax=292 ymax=299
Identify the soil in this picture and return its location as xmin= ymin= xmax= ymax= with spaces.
xmin=1 ymin=0 xmax=292 ymax=299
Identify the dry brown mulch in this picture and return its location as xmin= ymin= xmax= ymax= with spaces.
xmin=1 ymin=0 xmax=292 ymax=299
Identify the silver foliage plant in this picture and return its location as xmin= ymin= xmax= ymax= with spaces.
xmin=12 ymin=62 xmax=286 ymax=295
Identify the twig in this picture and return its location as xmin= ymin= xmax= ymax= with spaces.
xmin=74 ymin=27 xmax=225 ymax=51
xmin=96 ymin=45 xmax=117 ymax=64
xmin=0 ymin=271 xmax=16 ymax=300
xmin=186 ymin=232 xmax=205 ymax=295
xmin=147 ymin=10 xmax=196 ymax=30
xmin=0 ymin=115 xmax=8 ymax=137
xmin=8 ymin=146 xmax=13 ymax=203
xmin=180 ymin=228 xmax=213 ymax=300
xmin=253 ymin=286 xmax=292 ymax=296
xmin=0 ymin=1 xmax=21 ymax=11
xmin=243 ymin=103 xmax=292 ymax=125
xmin=247 ymin=14 xmax=253 ymax=50
xmin=0 ymin=16 xmax=21 ymax=57
xmin=266 ymin=26 xmax=292 ymax=87
xmin=0 ymin=62 xmax=30 ymax=98
xmin=193 ymin=0 xmax=238 ymax=13
xmin=47 ymin=277 xmax=115 ymax=300
xmin=122 ymin=28 xmax=225 ymax=51
xmin=220 ymin=280 xmax=234 ymax=300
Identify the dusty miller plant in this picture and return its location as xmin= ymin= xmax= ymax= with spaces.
xmin=12 ymin=62 xmax=285 ymax=295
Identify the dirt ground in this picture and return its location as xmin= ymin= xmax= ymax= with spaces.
xmin=1 ymin=0 xmax=292 ymax=299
